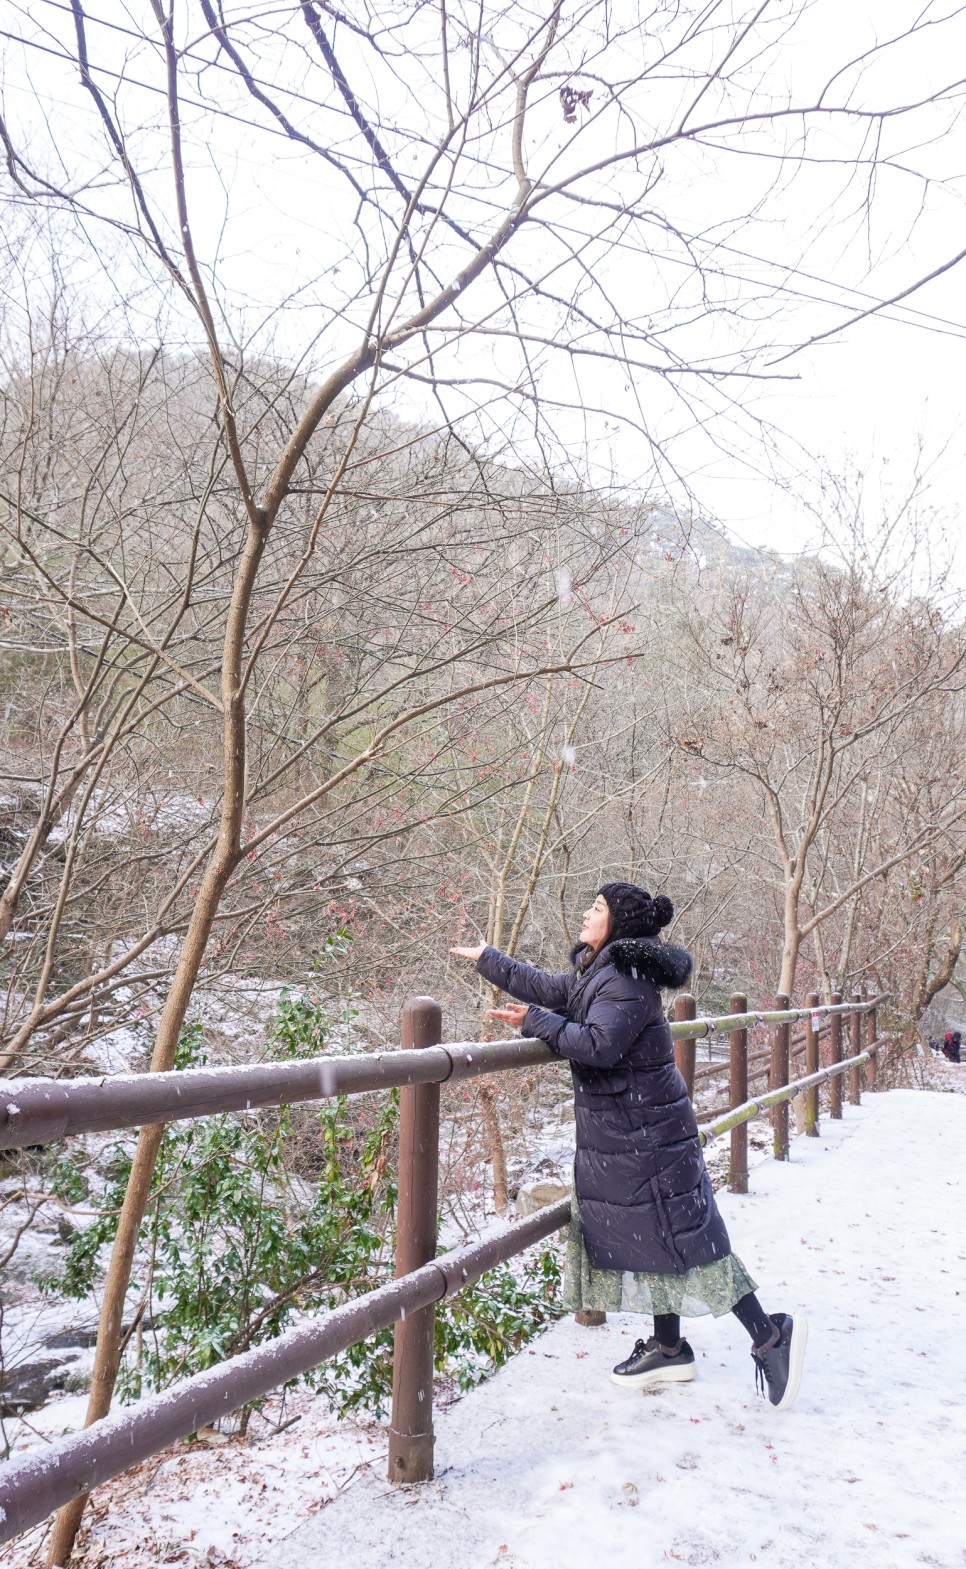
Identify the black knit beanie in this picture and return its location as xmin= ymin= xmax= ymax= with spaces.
xmin=597 ymin=881 xmax=674 ymax=941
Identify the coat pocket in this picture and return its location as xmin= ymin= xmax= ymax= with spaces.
xmin=576 ymin=1070 xmax=629 ymax=1097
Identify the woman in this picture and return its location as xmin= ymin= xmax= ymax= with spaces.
xmin=452 ymin=881 xmax=807 ymax=1410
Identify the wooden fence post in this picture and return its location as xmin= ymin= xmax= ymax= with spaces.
xmin=829 ymin=992 xmax=843 ymax=1120
xmin=865 ymin=1002 xmax=878 ymax=1092
xmin=388 ymin=997 xmax=442 ymax=1486
xmin=770 ymin=993 xmax=790 ymax=1161
xmin=849 ymin=993 xmax=863 ymax=1106
xmin=804 ymin=991 xmax=820 ymax=1138
xmin=674 ymin=993 xmax=697 ymax=1100
xmin=728 ymin=993 xmax=748 ymax=1194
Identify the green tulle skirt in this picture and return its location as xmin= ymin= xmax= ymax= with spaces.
xmin=562 ymin=1190 xmax=757 ymax=1319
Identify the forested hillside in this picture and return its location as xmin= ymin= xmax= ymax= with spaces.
xmin=2 ymin=350 xmax=963 ymax=1081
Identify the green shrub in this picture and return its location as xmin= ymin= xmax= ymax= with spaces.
xmin=53 ymin=986 xmax=563 ymax=1424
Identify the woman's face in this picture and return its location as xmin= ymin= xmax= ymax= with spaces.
xmin=579 ymin=894 xmax=611 ymax=951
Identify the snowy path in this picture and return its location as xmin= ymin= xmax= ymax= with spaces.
xmin=261 ymin=1090 xmax=966 ymax=1569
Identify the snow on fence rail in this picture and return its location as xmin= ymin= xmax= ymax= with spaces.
xmin=0 ymin=991 xmax=889 ymax=1548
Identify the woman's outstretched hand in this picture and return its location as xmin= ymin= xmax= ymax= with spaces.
xmin=450 ymin=942 xmax=486 ymax=961
xmin=486 ymin=1004 xmax=529 ymax=1031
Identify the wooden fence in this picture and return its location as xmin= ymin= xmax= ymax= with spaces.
xmin=0 ymin=990 xmax=887 ymax=1547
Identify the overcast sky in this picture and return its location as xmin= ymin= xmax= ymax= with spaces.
xmin=3 ymin=0 xmax=965 ymax=578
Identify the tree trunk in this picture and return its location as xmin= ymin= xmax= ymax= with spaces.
xmin=779 ymin=882 xmax=806 ymax=1134
xmin=44 ymin=848 xmax=237 ymax=1567
xmin=913 ymin=915 xmax=962 ymax=1022
xmin=478 ymin=1083 xmax=510 ymax=1216
xmin=46 ymin=519 xmax=267 ymax=1565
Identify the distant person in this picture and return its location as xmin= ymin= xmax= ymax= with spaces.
xmin=942 ymin=1032 xmax=962 ymax=1064
xmin=452 ymin=881 xmax=808 ymax=1411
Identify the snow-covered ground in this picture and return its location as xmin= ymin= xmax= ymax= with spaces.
xmin=260 ymin=1088 xmax=966 ymax=1569
xmin=3 ymin=1082 xmax=964 ymax=1568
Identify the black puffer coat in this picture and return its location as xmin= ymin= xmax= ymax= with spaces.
xmin=477 ymin=939 xmax=732 ymax=1275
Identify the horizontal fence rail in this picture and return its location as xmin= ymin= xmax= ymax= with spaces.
xmin=0 ymin=995 xmax=886 ymax=1152
xmin=697 ymin=1044 xmax=883 ymax=1143
xmin=667 ymin=996 xmax=882 ymax=1042
xmin=0 ymin=986 xmax=892 ymax=1551
xmin=0 ymin=1200 xmax=570 ymax=1545
xmin=0 ymin=1039 xmax=553 ymax=1151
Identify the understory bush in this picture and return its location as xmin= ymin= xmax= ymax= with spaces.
xmin=53 ymin=990 xmax=562 ymax=1424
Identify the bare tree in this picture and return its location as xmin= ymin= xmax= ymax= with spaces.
xmin=853 ymin=706 xmax=966 ymax=1039
xmin=670 ymin=508 xmax=966 ymax=1014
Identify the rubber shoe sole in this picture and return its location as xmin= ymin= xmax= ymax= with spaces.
xmin=774 ymin=1314 xmax=808 ymax=1412
xmin=610 ymin=1361 xmax=696 ymax=1389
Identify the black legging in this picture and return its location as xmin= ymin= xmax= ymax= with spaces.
xmin=654 ymin=1292 xmax=773 ymax=1350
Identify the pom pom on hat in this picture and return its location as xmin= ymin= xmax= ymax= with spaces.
xmin=597 ymin=881 xmax=674 ymax=941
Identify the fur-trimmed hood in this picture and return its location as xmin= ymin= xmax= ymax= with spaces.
xmin=570 ymin=936 xmax=693 ymax=991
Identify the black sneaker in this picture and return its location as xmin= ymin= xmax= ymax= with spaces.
xmin=611 ymin=1336 xmax=696 ymax=1388
xmin=751 ymin=1312 xmax=808 ymax=1411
